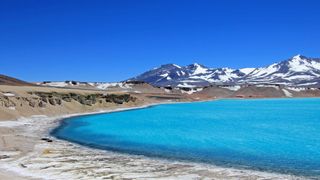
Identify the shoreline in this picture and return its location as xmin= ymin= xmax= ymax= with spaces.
xmin=0 ymin=100 xmax=306 ymax=179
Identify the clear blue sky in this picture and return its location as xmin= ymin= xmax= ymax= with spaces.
xmin=1 ymin=0 xmax=319 ymax=82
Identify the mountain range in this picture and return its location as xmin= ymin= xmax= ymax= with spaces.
xmin=130 ymin=55 xmax=320 ymax=87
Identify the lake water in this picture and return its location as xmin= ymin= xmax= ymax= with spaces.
xmin=52 ymin=98 xmax=320 ymax=177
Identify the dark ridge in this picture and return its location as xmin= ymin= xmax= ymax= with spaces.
xmin=0 ymin=74 xmax=34 ymax=86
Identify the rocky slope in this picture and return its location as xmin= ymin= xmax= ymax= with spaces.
xmin=0 ymin=85 xmax=140 ymax=120
xmin=0 ymin=84 xmax=196 ymax=120
xmin=0 ymin=74 xmax=33 ymax=86
xmin=130 ymin=55 xmax=320 ymax=87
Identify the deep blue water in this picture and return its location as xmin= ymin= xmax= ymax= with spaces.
xmin=52 ymin=98 xmax=320 ymax=177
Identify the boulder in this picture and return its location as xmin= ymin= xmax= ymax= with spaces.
xmin=38 ymin=101 xmax=46 ymax=108
xmin=48 ymin=98 xmax=56 ymax=105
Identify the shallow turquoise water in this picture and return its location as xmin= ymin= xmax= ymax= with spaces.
xmin=52 ymin=98 xmax=320 ymax=177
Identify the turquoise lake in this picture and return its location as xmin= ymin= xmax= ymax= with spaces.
xmin=52 ymin=98 xmax=320 ymax=177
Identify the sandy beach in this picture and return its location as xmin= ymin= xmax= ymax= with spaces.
xmin=0 ymin=102 xmax=305 ymax=180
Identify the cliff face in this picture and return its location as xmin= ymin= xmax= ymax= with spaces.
xmin=28 ymin=92 xmax=136 ymax=107
xmin=0 ymin=92 xmax=136 ymax=110
xmin=0 ymin=87 xmax=139 ymax=120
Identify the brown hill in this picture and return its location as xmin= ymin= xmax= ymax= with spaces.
xmin=0 ymin=74 xmax=33 ymax=86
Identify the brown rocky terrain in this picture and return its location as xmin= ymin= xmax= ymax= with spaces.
xmin=182 ymin=85 xmax=320 ymax=99
xmin=0 ymin=84 xmax=194 ymax=121
xmin=0 ymin=74 xmax=33 ymax=86
xmin=0 ymin=86 xmax=137 ymax=120
xmin=2 ymin=80 xmax=320 ymax=121
xmin=231 ymin=85 xmax=286 ymax=98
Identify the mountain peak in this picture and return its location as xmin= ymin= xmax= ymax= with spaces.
xmin=186 ymin=63 xmax=204 ymax=67
xmin=293 ymin=54 xmax=302 ymax=59
xmin=193 ymin=63 xmax=202 ymax=67
xmin=187 ymin=63 xmax=209 ymax=69
xmin=187 ymin=63 xmax=209 ymax=75
xmin=291 ymin=54 xmax=307 ymax=60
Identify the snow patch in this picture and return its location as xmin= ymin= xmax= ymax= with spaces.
xmin=255 ymin=84 xmax=279 ymax=90
xmin=181 ymin=88 xmax=203 ymax=94
xmin=292 ymin=54 xmax=302 ymax=60
xmin=41 ymin=82 xmax=68 ymax=87
xmin=288 ymin=58 xmax=310 ymax=72
xmin=192 ymin=63 xmax=208 ymax=75
xmin=249 ymin=63 xmax=279 ymax=77
xmin=180 ymin=79 xmax=204 ymax=83
xmin=2 ymin=92 xmax=15 ymax=97
xmin=285 ymin=75 xmax=314 ymax=80
xmin=160 ymin=73 xmax=169 ymax=77
xmin=240 ymin=68 xmax=255 ymax=75
xmin=218 ymin=75 xmax=232 ymax=82
xmin=287 ymin=87 xmax=306 ymax=92
xmin=296 ymin=82 xmax=318 ymax=86
xmin=221 ymin=86 xmax=241 ymax=91
xmin=119 ymin=83 xmax=132 ymax=89
xmin=96 ymin=82 xmax=119 ymax=89
xmin=96 ymin=82 xmax=132 ymax=90
xmin=282 ymin=89 xmax=292 ymax=97
xmin=177 ymin=83 xmax=197 ymax=88
xmin=163 ymin=89 xmax=171 ymax=93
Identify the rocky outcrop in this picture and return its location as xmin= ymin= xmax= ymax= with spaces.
xmin=0 ymin=96 xmax=16 ymax=108
xmin=28 ymin=92 xmax=137 ymax=107
xmin=0 ymin=92 xmax=137 ymax=110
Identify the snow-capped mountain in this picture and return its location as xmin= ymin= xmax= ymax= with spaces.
xmin=130 ymin=63 xmax=252 ymax=87
xmin=130 ymin=55 xmax=320 ymax=87
xmin=242 ymin=55 xmax=320 ymax=86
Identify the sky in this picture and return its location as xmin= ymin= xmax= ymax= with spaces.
xmin=0 ymin=0 xmax=320 ymax=82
